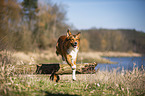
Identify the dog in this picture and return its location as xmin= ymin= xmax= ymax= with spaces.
xmin=56 ymin=29 xmax=81 ymax=80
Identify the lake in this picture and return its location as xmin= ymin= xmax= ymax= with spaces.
xmin=95 ymin=56 xmax=145 ymax=72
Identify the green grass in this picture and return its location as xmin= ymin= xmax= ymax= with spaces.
xmin=1 ymin=66 xmax=145 ymax=96
xmin=0 ymin=51 xmax=145 ymax=96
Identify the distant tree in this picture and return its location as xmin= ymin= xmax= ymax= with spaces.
xmin=80 ymin=38 xmax=90 ymax=52
xmin=100 ymin=39 xmax=107 ymax=51
xmin=0 ymin=0 xmax=21 ymax=50
xmin=88 ymin=29 xmax=102 ymax=50
xmin=21 ymin=0 xmax=38 ymax=30
xmin=34 ymin=3 xmax=68 ymax=49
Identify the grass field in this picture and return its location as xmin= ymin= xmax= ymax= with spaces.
xmin=1 ymin=66 xmax=145 ymax=96
xmin=0 ymin=50 xmax=144 ymax=96
xmin=9 ymin=50 xmax=142 ymax=65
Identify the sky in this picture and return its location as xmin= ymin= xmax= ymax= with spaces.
xmin=52 ymin=0 xmax=145 ymax=32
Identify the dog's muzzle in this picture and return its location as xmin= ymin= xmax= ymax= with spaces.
xmin=71 ymin=42 xmax=77 ymax=48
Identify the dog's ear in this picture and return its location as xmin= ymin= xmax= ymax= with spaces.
xmin=76 ymin=32 xmax=81 ymax=38
xmin=67 ymin=29 xmax=71 ymax=37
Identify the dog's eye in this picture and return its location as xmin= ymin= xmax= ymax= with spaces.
xmin=71 ymin=39 xmax=74 ymax=41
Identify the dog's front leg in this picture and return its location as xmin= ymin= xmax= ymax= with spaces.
xmin=66 ymin=55 xmax=76 ymax=81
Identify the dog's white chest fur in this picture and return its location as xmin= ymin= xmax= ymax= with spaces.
xmin=67 ymin=47 xmax=78 ymax=60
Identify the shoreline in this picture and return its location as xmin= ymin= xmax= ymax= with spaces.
xmin=100 ymin=51 xmax=142 ymax=57
xmin=1 ymin=50 xmax=143 ymax=65
xmin=78 ymin=51 xmax=142 ymax=64
xmin=79 ymin=51 xmax=142 ymax=58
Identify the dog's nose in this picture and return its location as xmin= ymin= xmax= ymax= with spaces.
xmin=74 ymin=42 xmax=77 ymax=45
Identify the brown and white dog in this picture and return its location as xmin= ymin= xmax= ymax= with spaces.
xmin=56 ymin=29 xmax=81 ymax=80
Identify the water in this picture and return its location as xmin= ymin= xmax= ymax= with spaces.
xmin=95 ymin=56 xmax=145 ymax=72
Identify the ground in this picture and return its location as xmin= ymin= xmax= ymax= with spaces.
xmin=0 ymin=50 xmax=144 ymax=96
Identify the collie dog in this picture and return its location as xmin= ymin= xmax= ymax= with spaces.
xmin=56 ymin=29 xmax=81 ymax=80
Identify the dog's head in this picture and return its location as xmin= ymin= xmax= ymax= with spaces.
xmin=66 ymin=29 xmax=81 ymax=48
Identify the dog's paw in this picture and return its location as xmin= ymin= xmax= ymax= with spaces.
xmin=72 ymin=77 xmax=76 ymax=81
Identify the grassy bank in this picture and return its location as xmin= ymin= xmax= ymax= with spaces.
xmin=78 ymin=51 xmax=142 ymax=58
xmin=9 ymin=50 xmax=142 ymax=65
xmin=0 ymin=50 xmax=144 ymax=96
xmin=0 ymin=65 xmax=145 ymax=96
xmin=5 ymin=50 xmax=117 ymax=65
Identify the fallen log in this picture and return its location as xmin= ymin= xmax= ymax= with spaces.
xmin=36 ymin=62 xmax=98 ymax=74
xmin=36 ymin=63 xmax=60 ymax=74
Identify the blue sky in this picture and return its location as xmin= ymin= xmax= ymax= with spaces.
xmin=52 ymin=0 xmax=145 ymax=32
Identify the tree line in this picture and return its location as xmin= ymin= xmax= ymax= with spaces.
xmin=0 ymin=0 xmax=145 ymax=54
xmin=78 ymin=29 xmax=145 ymax=53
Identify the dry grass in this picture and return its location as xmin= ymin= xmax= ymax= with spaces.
xmin=1 ymin=50 xmax=141 ymax=65
xmin=4 ymin=50 xmax=112 ymax=65
xmin=10 ymin=50 xmax=61 ymax=65
xmin=1 ymin=66 xmax=145 ymax=96
xmin=79 ymin=51 xmax=142 ymax=57
xmin=10 ymin=50 xmax=141 ymax=65
xmin=99 ymin=51 xmax=142 ymax=57
xmin=0 ymin=50 xmax=144 ymax=96
xmin=60 ymin=67 xmax=145 ymax=95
